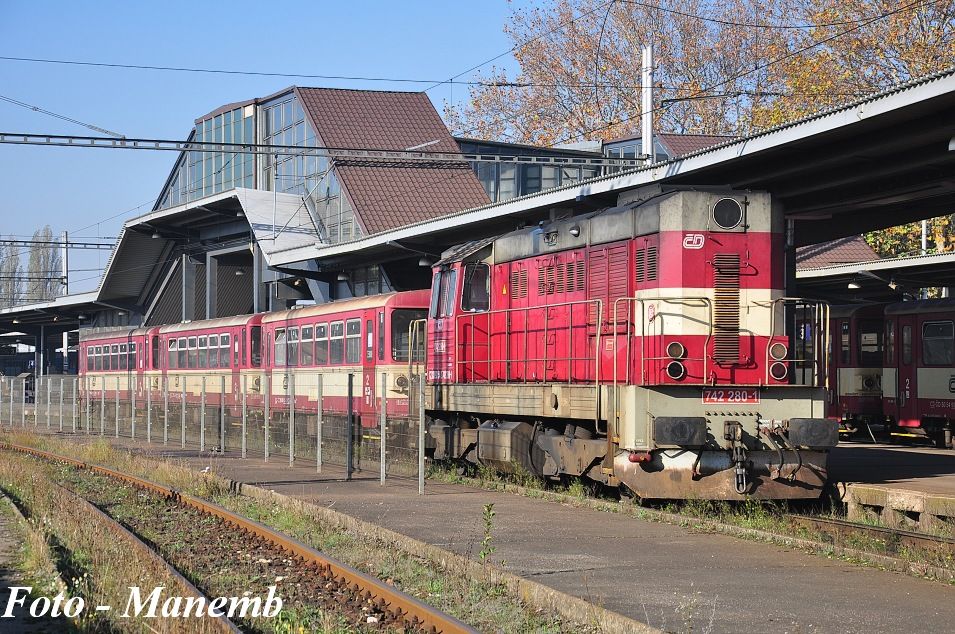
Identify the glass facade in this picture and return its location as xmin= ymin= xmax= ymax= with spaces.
xmin=157 ymin=106 xmax=255 ymax=209
xmin=157 ymin=91 xmax=362 ymax=245
xmin=472 ymin=162 xmax=600 ymax=203
xmin=261 ymin=95 xmax=362 ymax=244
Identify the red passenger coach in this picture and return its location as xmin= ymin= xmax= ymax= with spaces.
xmin=261 ymin=291 xmax=429 ymax=425
xmin=427 ymin=187 xmax=837 ymax=500
xmin=883 ymin=299 xmax=955 ymax=448
xmin=827 ymin=304 xmax=886 ymax=436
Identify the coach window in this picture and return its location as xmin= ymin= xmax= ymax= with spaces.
xmin=316 ymin=324 xmax=328 ymax=365
xmin=177 ymin=338 xmax=186 ymax=368
xmin=378 ymin=312 xmax=385 ymax=361
xmin=857 ymin=319 xmax=883 ymax=367
xmin=208 ymin=335 xmax=219 ymax=368
xmin=461 ymin=263 xmax=490 ymax=312
xmin=111 ymin=345 xmax=119 ymax=371
xmin=366 ymin=319 xmax=374 ymax=361
xmin=884 ymin=321 xmax=895 ymax=365
xmin=151 ymin=337 xmax=160 ymax=370
xmin=839 ymin=322 xmax=850 ymax=365
xmin=130 ymin=342 xmax=138 ymax=370
xmin=86 ymin=347 xmax=93 ymax=371
xmin=301 ymin=326 xmax=313 ymax=365
xmin=94 ymin=346 xmax=101 ymax=371
xmin=220 ymin=334 xmax=231 ymax=368
xmin=346 ymin=319 xmax=361 ymax=363
xmin=902 ymin=326 xmax=912 ymax=365
xmin=168 ymin=340 xmax=178 ymax=369
xmin=274 ymin=329 xmax=287 ymax=366
xmin=392 ymin=309 xmax=427 ymax=362
xmin=922 ymin=321 xmax=954 ymax=366
xmin=288 ymin=327 xmax=299 ymax=366
xmin=198 ymin=336 xmax=208 ymax=368
xmin=119 ymin=344 xmax=128 ymax=370
xmin=187 ymin=337 xmax=198 ymax=369
xmin=330 ymin=321 xmax=344 ymax=364
xmin=250 ymin=326 xmax=262 ymax=367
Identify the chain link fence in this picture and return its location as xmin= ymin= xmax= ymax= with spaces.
xmin=0 ymin=372 xmax=427 ymax=491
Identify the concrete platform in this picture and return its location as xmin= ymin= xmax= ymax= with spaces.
xmin=831 ymin=442 xmax=955 ymax=530
xmin=77 ymin=437 xmax=955 ymax=634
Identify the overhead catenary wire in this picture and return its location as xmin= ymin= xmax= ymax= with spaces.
xmin=0 ymin=94 xmax=125 ymax=138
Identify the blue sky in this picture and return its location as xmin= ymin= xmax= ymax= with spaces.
xmin=0 ymin=0 xmax=527 ymax=290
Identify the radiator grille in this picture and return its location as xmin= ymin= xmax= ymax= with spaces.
xmin=713 ymin=253 xmax=740 ymax=363
xmin=510 ymin=269 xmax=528 ymax=299
xmin=636 ymin=246 xmax=658 ymax=284
xmin=537 ymin=262 xmax=585 ymax=295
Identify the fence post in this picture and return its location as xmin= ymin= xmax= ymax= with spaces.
xmin=46 ymin=377 xmax=52 ymax=429
xmin=131 ymin=376 xmax=137 ymax=440
xmin=163 ymin=376 xmax=169 ymax=446
xmin=58 ymin=377 xmax=64 ymax=432
xmin=220 ymin=375 xmax=226 ymax=454
xmin=0 ymin=378 xmax=5 ymax=429
xmin=21 ymin=378 xmax=26 ymax=428
xmin=71 ymin=378 xmax=78 ymax=433
xmin=146 ymin=378 xmax=152 ymax=443
xmin=264 ymin=372 xmax=270 ymax=462
xmin=418 ymin=376 xmax=425 ymax=495
xmin=181 ymin=376 xmax=186 ymax=449
xmin=99 ymin=379 xmax=105 ymax=435
xmin=114 ymin=376 xmax=120 ymax=438
xmin=200 ymin=375 xmax=206 ymax=452
xmin=289 ymin=374 xmax=295 ymax=467
xmin=346 ymin=373 xmax=354 ymax=481
xmin=380 ymin=372 xmax=386 ymax=486
xmin=316 ymin=374 xmax=322 ymax=473
xmin=241 ymin=374 xmax=247 ymax=458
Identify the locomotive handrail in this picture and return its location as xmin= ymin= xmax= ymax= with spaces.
xmin=760 ymin=297 xmax=830 ymax=389
xmin=452 ymin=299 xmax=603 ymax=431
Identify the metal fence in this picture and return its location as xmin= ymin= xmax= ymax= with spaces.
xmin=0 ymin=372 xmax=427 ymax=492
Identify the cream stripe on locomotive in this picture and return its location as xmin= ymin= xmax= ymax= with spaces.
xmin=627 ymin=287 xmax=786 ymax=337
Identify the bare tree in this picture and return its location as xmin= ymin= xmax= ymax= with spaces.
xmin=0 ymin=239 xmax=23 ymax=308
xmin=26 ymin=226 xmax=63 ymax=303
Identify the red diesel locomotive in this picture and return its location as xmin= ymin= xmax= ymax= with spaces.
xmin=79 ymin=187 xmax=838 ymax=500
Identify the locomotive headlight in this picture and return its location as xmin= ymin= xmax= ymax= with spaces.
xmin=666 ymin=341 xmax=686 ymax=359
xmin=770 ymin=361 xmax=788 ymax=381
xmin=769 ymin=342 xmax=788 ymax=360
xmin=666 ymin=360 xmax=686 ymax=380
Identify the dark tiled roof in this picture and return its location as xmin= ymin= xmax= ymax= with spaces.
xmin=796 ymin=235 xmax=880 ymax=269
xmin=297 ymin=88 xmax=490 ymax=234
xmin=656 ymin=133 xmax=736 ymax=157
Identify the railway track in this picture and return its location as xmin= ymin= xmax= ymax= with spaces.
xmin=0 ymin=442 xmax=476 ymax=634
xmin=786 ymin=513 xmax=955 ymax=559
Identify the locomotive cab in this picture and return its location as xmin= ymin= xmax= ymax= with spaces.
xmin=424 ymin=186 xmax=838 ymax=500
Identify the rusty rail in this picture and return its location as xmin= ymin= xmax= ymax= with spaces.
xmin=1 ymin=442 xmax=476 ymax=634
xmin=787 ymin=514 xmax=955 ymax=558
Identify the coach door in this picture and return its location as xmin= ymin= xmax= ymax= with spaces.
xmin=896 ymin=316 xmax=918 ymax=426
xmin=362 ymin=309 xmax=376 ymax=421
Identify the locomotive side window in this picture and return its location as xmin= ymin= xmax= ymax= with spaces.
xmin=178 ymin=338 xmax=187 ymax=368
xmin=301 ymin=327 xmax=314 ymax=366
xmin=902 ymin=326 xmax=912 ymax=365
xmin=315 ymin=324 xmax=328 ymax=365
xmin=250 ymin=326 xmax=262 ymax=367
xmin=208 ymin=335 xmax=218 ymax=368
xmin=274 ymin=329 xmax=287 ymax=366
xmin=922 ymin=321 xmax=954 ymax=366
xmin=443 ymin=270 xmax=457 ymax=317
xmin=288 ymin=327 xmax=299 ymax=366
xmin=392 ymin=309 xmax=427 ymax=362
xmin=430 ymin=270 xmax=457 ymax=318
xmin=857 ymin=319 xmax=883 ymax=367
xmin=220 ymin=334 xmax=231 ymax=368
xmin=346 ymin=319 xmax=361 ymax=363
xmin=461 ymin=263 xmax=490 ymax=312
xmin=429 ymin=272 xmax=442 ymax=318
xmin=330 ymin=322 xmax=344 ymax=364
xmin=839 ymin=321 xmax=850 ymax=364
xmin=168 ymin=339 xmax=178 ymax=369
